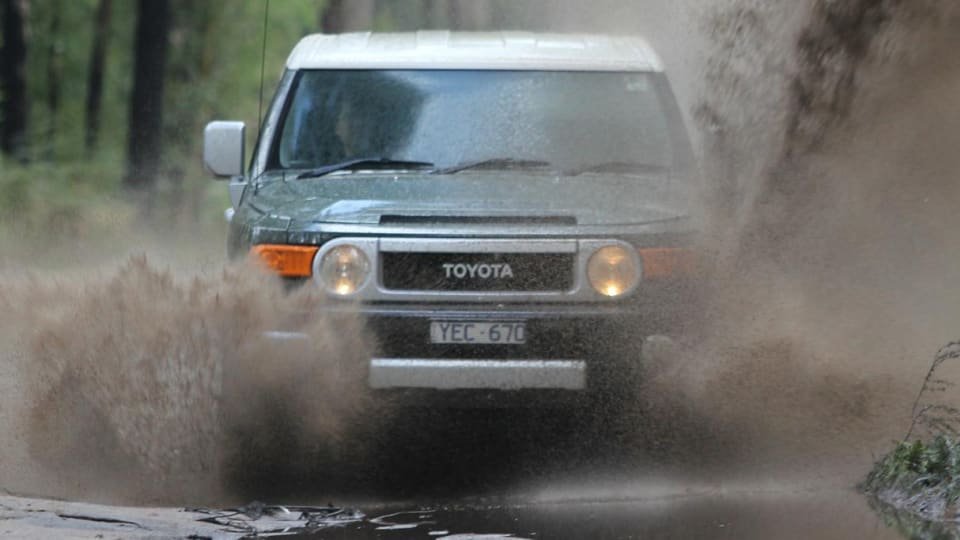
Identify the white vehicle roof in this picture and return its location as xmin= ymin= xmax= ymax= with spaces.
xmin=286 ymin=31 xmax=664 ymax=72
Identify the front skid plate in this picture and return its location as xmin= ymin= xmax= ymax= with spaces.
xmin=368 ymin=358 xmax=586 ymax=390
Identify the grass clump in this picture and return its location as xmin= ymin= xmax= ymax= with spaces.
xmin=863 ymin=435 xmax=960 ymax=517
xmin=861 ymin=342 xmax=960 ymax=528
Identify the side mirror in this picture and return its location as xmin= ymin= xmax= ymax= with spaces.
xmin=204 ymin=121 xmax=246 ymax=177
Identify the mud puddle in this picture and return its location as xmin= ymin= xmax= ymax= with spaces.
xmin=0 ymin=487 xmax=920 ymax=539
xmin=203 ymin=488 xmax=911 ymax=539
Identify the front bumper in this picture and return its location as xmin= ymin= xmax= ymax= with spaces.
xmin=268 ymin=299 xmax=688 ymax=402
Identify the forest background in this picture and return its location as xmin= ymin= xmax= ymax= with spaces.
xmin=0 ymin=0 xmax=551 ymax=254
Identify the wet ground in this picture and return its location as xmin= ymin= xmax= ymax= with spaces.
xmin=0 ymin=485 xmax=941 ymax=539
xmin=0 ymin=365 xmax=937 ymax=539
xmin=274 ymin=491 xmax=911 ymax=539
xmin=0 ymin=387 xmax=944 ymax=539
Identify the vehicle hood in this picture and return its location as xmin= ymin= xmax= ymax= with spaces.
xmin=248 ymin=172 xmax=691 ymax=227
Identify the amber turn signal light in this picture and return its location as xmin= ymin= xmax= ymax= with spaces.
xmin=637 ymin=248 xmax=698 ymax=279
xmin=251 ymin=244 xmax=319 ymax=277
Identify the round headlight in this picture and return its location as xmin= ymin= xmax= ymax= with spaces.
xmin=318 ymin=245 xmax=370 ymax=296
xmin=587 ymin=245 xmax=640 ymax=297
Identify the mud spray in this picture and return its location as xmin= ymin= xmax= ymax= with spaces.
xmin=0 ymin=256 xmax=378 ymax=504
xmin=1 ymin=0 xmax=959 ymax=506
xmin=656 ymin=0 xmax=960 ymax=478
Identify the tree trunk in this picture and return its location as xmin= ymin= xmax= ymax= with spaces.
xmin=125 ymin=0 xmax=171 ymax=191
xmin=449 ymin=0 xmax=491 ymax=30
xmin=44 ymin=0 xmax=63 ymax=161
xmin=320 ymin=0 xmax=374 ymax=33
xmin=0 ymin=0 xmax=28 ymax=160
xmin=165 ymin=0 xmax=217 ymax=222
xmin=424 ymin=0 xmax=448 ymax=28
xmin=84 ymin=0 xmax=112 ymax=153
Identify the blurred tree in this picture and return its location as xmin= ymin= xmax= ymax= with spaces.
xmin=163 ymin=0 xmax=222 ymax=219
xmin=43 ymin=0 xmax=63 ymax=161
xmin=425 ymin=0 xmax=448 ymax=28
xmin=1 ymin=0 xmax=28 ymax=159
xmin=84 ymin=0 xmax=112 ymax=153
xmin=320 ymin=0 xmax=374 ymax=32
xmin=449 ymin=0 xmax=491 ymax=30
xmin=125 ymin=0 xmax=171 ymax=191
xmin=373 ymin=0 xmax=436 ymax=31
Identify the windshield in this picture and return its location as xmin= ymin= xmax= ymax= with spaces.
xmin=274 ymin=70 xmax=679 ymax=173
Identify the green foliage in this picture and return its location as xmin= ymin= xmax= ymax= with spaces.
xmin=1 ymin=1 xmax=328 ymax=235
xmin=14 ymin=0 xmax=328 ymax=164
xmin=864 ymin=435 xmax=960 ymax=504
xmin=0 ymin=155 xmax=130 ymax=252
xmin=0 ymin=154 xmax=229 ymax=266
xmin=0 ymin=0 xmax=530 ymax=235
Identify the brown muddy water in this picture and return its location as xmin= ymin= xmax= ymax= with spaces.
xmin=1 ymin=1 xmax=960 ymax=538
xmin=247 ymin=491 xmax=913 ymax=539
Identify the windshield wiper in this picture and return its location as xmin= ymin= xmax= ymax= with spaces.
xmin=296 ymin=157 xmax=435 ymax=179
xmin=432 ymin=158 xmax=552 ymax=175
xmin=563 ymin=161 xmax=668 ymax=176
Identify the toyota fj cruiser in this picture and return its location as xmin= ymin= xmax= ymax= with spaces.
xmin=204 ymin=31 xmax=699 ymax=406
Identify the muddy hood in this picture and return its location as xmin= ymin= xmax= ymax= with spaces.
xmin=251 ymin=173 xmax=691 ymax=227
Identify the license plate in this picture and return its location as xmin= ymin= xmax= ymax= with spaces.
xmin=430 ymin=321 xmax=527 ymax=345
